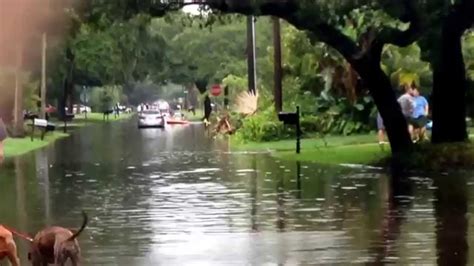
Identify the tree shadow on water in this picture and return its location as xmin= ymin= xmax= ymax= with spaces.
xmin=368 ymin=170 xmax=468 ymax=265
xmin=368 ymin=172 xmax=414 ymax=265
xmin=433 ymin=175 xmax=468 ymax=266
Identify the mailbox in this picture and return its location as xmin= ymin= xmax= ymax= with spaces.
xmin=46 ymin=122 xmax=56 ymax=131
xmin=31 ymin=119 xmax=56 ymax=141
xmin=278 ymin=112 xmax=298 ymax=125
xmin=34 ymin=118 xmax=48 ymax=127
xmin=278 ymin=106 xmax=302 ymax=154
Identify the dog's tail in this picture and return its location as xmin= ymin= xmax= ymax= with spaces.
xmin=1 ymin=225 xmax=33 ymax=242
xmin=67 ymin=211 xmax=88 ymax=241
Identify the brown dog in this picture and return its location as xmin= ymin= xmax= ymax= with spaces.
xmin=29 ymin=211 xmax=88 ymax=266
xmin=0 ymin=225 xmax=20 ymax=266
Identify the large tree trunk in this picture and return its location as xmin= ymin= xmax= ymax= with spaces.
xmin=431 ymin=13 xmax=468 ymax=143
xmin=353 ymin=59 xmax=413 ymax=154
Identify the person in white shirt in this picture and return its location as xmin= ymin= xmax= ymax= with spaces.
xmin=397 ymin=84 xmax=415 ymax=138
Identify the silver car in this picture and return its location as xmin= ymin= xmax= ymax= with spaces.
xmin=138 ymin=110 xmax=165 ymax=128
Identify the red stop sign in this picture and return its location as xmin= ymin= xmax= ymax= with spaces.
xmin=210 ymin=84 xmax=222 ymax=96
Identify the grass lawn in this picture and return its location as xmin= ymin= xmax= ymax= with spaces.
xmin=3 ymin=112 xmax=134 ymax=158
xmin=185 ymin=109 xmax=204 ymax=122
xmin=72 ymin=112 xmax=134 ymax=123
xmin=276 ymin=143 xmax=390 ymax=165
xmin=233 ymin=134 xmax=377 ymax=151
xmin=48 ymin=112 xmax=134 ymax=129
xmin=3 ymin=131 xmax=69 ymax=157
xmin=232 ymin=133 xmax=391 ymax=165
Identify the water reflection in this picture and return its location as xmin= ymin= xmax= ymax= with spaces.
xmin=250 ymin=154 xmax=258 ymax=232
xmin=0 ymin=121 xmax=472 ymax=265
xmin=434 ymin=176 xmax=468 ymax=266
xmin=35 ymin=149 xmax=51 ymax=224
xmin=296 ymin=161 xmax=302 ymax=199
xmin=370 ymin=175 xmax=414 ymax=264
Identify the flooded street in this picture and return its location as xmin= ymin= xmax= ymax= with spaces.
xmin=0 ymin=120 xmax=472 ymax=265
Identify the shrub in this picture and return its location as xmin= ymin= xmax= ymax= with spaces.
xmin=234 ymin=107 xmax=293 ymax=142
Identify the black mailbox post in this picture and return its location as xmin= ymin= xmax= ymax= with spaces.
xmin=63 ymin=113 xmax=75 ymax=133
xmin=278 ymin=106 xmax=302 ymax=154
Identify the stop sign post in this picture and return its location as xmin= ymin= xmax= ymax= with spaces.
xmin=210 ymin=84 xmax=222 ymax=97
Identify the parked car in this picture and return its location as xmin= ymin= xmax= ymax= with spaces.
xmin=74 ymin=104 xmax=91 ymax=114
xmin=66 ymin=105 xmax=91 ymax=114
xmin=138 ymin=110 xmax=165 ymax=128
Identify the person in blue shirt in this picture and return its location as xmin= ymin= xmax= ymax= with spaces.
xmin=411 ymin=86 xmax=429 ymax=141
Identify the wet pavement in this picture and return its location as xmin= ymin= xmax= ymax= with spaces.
xmin=0 ymin=119 xmax=472 ymax=265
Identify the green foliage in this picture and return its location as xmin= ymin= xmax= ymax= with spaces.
xmin=72 ymin=24 xmax=123 ymax=84
xmin=150 ymin=14 xmax=271 ymax=87
xmin=234 ymin=96 xmax=372 ymax=143
xmin=90 ymin=85 xmax=122 ymax=112
xmin=234 ymin=107 xmax=292 ymax=142
xmin=72 ymin=14 xmax=166 ymax=86
xmin=314 ymin=94 xmax=374 ymax=135
xmin=381 ymin=44 xmax=432 ymax=92
xmin=463 ymin=31 xmax=474 ymax=81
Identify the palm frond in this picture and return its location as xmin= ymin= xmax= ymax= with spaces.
xmin=234 ymin=90 xmax=258 ymax=115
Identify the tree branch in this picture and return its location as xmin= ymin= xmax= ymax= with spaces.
xmin=200 ymin=1 xmax=361 ymax=60
xmin=453 ymin=0 xmax=474 ymax=33
xmin=379 ymin=0 xmax=422 ymax=47
xmin=146 ymin=1 xmax=362 ymax=61
xmin=303 ymin=23 xmax=360 ymax=62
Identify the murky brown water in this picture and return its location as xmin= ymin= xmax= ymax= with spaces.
xmin=0 ymin=120 xmax=472 ymax=265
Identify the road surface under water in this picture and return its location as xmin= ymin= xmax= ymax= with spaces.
xmin=0 ymin=119 xmax=473 ymax=265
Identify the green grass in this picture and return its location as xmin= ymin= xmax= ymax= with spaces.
xmin=233 ymin=134 xmax=377 ymax=151
xmin=183 ymin=109 xmax=204 ymax=122
xmin=73 ymin=112 xmax=134 ymax=123
xmin=3 ymin=131 xmax=69 ymax=157
xmin=3 ymin=112 xmax=134 ymax=158
xmin=276 ymin=143 xmax=390 ymax=165
xmin=48 ymin=112 xmax=134 ymax=129
xmin=232 ymin=133 xmax=390 ymax=165
xmin=233 ymin=129 xmax=474 ymax=166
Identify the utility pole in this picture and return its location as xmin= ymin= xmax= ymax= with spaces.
xmin=272 ymin=17 xmax=283 ymax=112
xmin=13 ymin=0 xmax=25 ymax=137
xmin=40 ymin=0 xmax=50 ymax=119
xmin=247 ymin=16 xmax=257 ymax=94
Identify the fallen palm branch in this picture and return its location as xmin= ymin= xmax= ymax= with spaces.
xmin=234 ymin=90 xmax=258 ymax=116
xmin=212 ymin=90 xmax=259 ymax=136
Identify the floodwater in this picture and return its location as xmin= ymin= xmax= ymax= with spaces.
xmin=0 ymin=120 xmax=472 ymax=265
